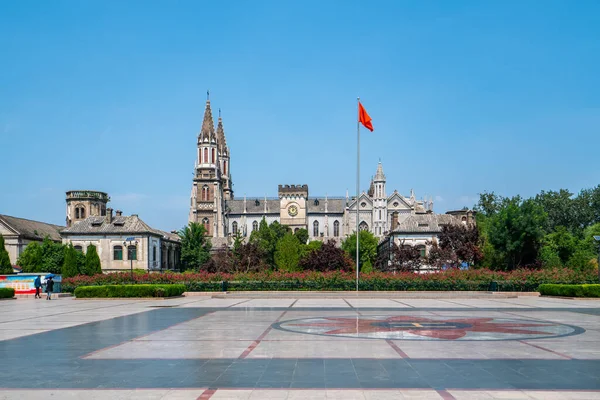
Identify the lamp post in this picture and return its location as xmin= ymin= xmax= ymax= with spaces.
xmin=124 ymin=237 xmax=138 ymax=284
xmin=594 ymin=236 xmax=600 ymax=283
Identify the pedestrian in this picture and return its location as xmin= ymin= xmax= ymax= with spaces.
xmin=46 ymin=276 xmax=54 ymax=300
xmin=34 ymin=275 xmax=42 ymax=299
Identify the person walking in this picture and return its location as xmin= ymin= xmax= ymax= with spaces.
xmin=46 ymin=276 xmax=54 ymax=300
xmin=34 ymin=275 xmax=42 ymax=299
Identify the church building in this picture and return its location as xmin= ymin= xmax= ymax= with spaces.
xmin=188 ymin=98 xmax=451 ymax=247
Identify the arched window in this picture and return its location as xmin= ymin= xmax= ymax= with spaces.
xmin=113 ymin=245 xmax=123 ymax=260
xmin=152 ymin=246 xmax=156 ymax=262
xmin=334 ymin=221 xmax=340 ymax=237
xmin=202 ymin=218 xmax=210 ymax=235
xmin=75 ymin=208 xmax=79 ymax=219
xmin=127 ymin=245 xmax=137 ymax=261
xmin=202 ymin=185 xmax=209 ymax=201
xmin=212 ymin=148 xmax=215 ymax=163
xmin=224 ymin=161 xmax=227 ymax=175
xmin=379 ymin=210 xmax=382 ymax=220
xmin=101 ymin=205 xmax=106 ymax=216
xmin=232 ymin=221 xmax=238 ymax=234
xmin=74 ymin=245 xmax=83 ymax=252
xmin=313 ymin=220 xmax=319 ymax=237
xmin=80 ymin=208 xmax=85 ymax=218
xmin=203 ymin=148 xmax=208 ymax=163
xmin=462 ymin=216 xmax=467 ymax=225
xmin=252 ymin=221 xmax=258 ymax=231
xmin=359 ymin=221 xmax=368 ymax=231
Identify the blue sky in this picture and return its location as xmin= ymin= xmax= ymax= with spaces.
xmin=1 ymin=0 xmax=599 ymax=231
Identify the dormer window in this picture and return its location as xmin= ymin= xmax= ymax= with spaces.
xmin=314 ymin=199 xmax=319 ymax=206
xmin=255 ymin=199 xmax=260 ymax=206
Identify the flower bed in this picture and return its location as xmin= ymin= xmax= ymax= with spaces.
xmin=74 ymin=284 xmax=186 ymax=298
xmin=538 ymin=284 xmax=600 ymax=298
xmin=61 ymin=268 xmax=597 ymax=293
xmin=0 ymin=288 xmax=15 ymax=299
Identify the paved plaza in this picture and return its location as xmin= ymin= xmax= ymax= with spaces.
xmin=1 ymin=295 xmax=600 ymax=399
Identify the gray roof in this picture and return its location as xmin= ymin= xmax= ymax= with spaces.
xmin=226 ymin=199 xmax=280 ymax=215
xmin=307 ymin=198 xmax=346 ymax=214
xmin=226 ymin=198 xmax=346 ymax=215
xmin=61 ymin=215 xmax=164 ymax=237
xmin=0 ymin=214 xmax=63 ymax=242
xmin=391 ymin=214 xmax=459 ymax=234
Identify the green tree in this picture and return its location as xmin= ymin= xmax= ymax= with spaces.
xmin=269 ymin=221 xmax=291 ymax=242
xmin=62 ymin=244 xmax=80 ymax=278
xmin=487 ymin=197 xmax=548 ymax=270
xmin=249 ymin=218 xmax=277 ymax=267
xmin=299 ymin=240 xmax=322 ymax=260
xmin=17 ymin=238 xmax=64 ymax=274
xmin=534 ymin=190 xmax=576 ymax=233
xmin=543 ymin=226 xmax=578 ymax=265
xmin=274 ymin=233 xmax=301 ymax=271
xmin=0 ymin=235 xmax=13 ymax=274
xmin=342 ymin=230 xmax=379 ymax=271
xmin=84 ymin=244 xmax=102 ymax=275
xmin=17 ymin=242 xmax=42 ymax=272
xmin=538 ymin=245 xmax=563 ymax=269
xmin=567 ymin=248 xmax=595 ymax=271
xmin=294 ymin=228 xmax=309 ymax=245
xmin=40 ymin=238 xmax=66 ymax=274
xmin=179 ymin=222 xmax=212 ymax=271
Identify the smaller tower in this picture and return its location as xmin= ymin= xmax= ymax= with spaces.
xmin=66 ymin=190 xmax=110 ymax=227
xmin=372 ymin=162 xmax=387 ymax=237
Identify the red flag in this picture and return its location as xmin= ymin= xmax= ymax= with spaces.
xmin=358 ymin=102 xmax=373 ymax=131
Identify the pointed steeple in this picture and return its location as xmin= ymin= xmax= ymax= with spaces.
xmin=374 ymin=161 xmax=386 ymax=182
xmin=199 ymin=95 xmax=216 ymax=142
xmin=368 ymin=177 xmax=375 ymax=197
xmin=216 ymin=108 xmax=228 ymax=154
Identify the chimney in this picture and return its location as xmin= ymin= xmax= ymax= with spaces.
xmin=106 ymin=208 xmax=113 ymax=224
xmin=115 ymin=210 xmax=122 ymax=217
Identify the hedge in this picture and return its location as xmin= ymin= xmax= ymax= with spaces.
xmin=74 ymin=284 xmax=186 ymax=298
xmin=62 ymin=268 xmax=598 ymax=293
xmin=539 ymin=284 xmax=600 ymax=298
xmin=0 ymin=288 xmax=15 ymax=299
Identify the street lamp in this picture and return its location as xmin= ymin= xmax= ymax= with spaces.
xmin=594 ymin=236 xmax=600 ymax=283
xmin=124 ymin=237 xmax=138 ymax=283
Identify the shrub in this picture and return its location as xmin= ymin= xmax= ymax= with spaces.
xmin=61 ymin=267 xmax=598 ymax=293
xmin=539 ymin=284 xmax=600 ymax=298
xmin=0 ymin=288 xmax=15 ymax=298
xmin=74 ymin=284 xmax=186 ymax=298
xmin=0 ymin=236 xmax=13 ymax=274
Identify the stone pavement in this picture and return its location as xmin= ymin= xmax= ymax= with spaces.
xmin=1 ymin=295 xmax=599 ymax=399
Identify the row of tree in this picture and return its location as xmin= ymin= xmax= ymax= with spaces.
xmin=179 ymin=219 xmax=381 ymax=273
xmin=5 ymin=237 xmax=103 ymax=277
xmin=475 ymin=186 xmax=600 ymax=271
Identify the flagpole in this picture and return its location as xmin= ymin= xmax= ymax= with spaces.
xmin=356 ymin=97 xmax=360 ymax=292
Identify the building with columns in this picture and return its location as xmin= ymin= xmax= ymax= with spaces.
xmin=187 ymin=98 xmax=462 ymax=248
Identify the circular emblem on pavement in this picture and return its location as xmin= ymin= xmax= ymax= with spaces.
xmin=273 ymin=315 xmax=584 ymax=341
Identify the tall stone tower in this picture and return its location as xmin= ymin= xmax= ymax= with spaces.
xmin=189 ymin=95 xmax=231 ymax=237
xmin=372 ymin=162 xmax=387 ymax=237
xmin=279 ymin=184 xmax=309 ymax=232
xmin=66 ymin=190 xmax=110 ymax=227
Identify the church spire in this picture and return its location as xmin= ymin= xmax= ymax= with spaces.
xmin=374 ymin=161 xmax=386 ymax=182
xmin=216 ymin=108 xmax=228 ymax=154
xmin=199 ymin=95 xmax=216 ymax=142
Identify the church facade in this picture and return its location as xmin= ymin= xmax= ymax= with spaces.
xmin=188 ymin=99 xmax=445 ymax=245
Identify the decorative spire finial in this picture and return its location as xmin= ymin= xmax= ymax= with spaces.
xmin=219 ymin=108 xmax=221 ymax=118
xmin=207 ymin=90 xmax=210 ymax=101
